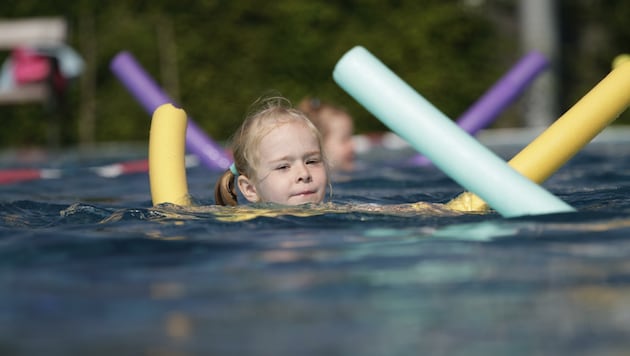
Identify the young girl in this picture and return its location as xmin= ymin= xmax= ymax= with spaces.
xmin=298 ymin=97 xmax=356 ymax=172
xmin=214 ymin=97 xmax=331 ymax=206
xmin=212 ymin=96 xmax=456 ymax=219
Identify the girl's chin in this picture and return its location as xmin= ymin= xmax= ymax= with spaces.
xmin=288 ymin=195 xmax=322 ymax=205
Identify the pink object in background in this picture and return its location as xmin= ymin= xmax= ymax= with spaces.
xmin=12 ymin=47 xmax=51 ymax=83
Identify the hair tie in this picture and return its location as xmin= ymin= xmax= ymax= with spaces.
xmin=229 ymin=163 xmax=239 ymax=176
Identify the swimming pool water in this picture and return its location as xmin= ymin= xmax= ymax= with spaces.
xmin=2 ymin=134 xmax=630 ymax=355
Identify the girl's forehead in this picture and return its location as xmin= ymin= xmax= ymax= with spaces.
xmin=256 ymin=122 xmax=320 ymax=157
xmin=263 ymin=118 xmax=309 ymax=135
xmin=256 ymin=114 xmax=297 ymax=134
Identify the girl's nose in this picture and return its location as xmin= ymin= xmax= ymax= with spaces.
xmin=296 ymin=163 xmax=312 ymax=183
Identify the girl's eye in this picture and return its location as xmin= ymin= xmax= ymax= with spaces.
xmin=275 ymin=164 xmax=289 ymax=170
xmin=306 ymin=157 xmax=322 ymax=165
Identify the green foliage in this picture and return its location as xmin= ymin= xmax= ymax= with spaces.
xmin=0 ymin=0 xmax=628 ymax=147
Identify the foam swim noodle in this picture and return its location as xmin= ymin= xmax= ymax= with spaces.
xmin=410 ymin=51 xmax=549 ymax=166
xmin=447 ymin=57 xmax=630 ymax=212
xmin=333 ymin=46 xmax=575 ymax=218
xmin=111 ymin=51 xmax=231 ymax=171
xmin=149 ymin=103 xmax=191 ymax=206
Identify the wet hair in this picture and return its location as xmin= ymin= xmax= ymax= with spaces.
xmin=297 ymin=97 xmax=351 ymax=138
xmin=214 ymin=96 xmax=329 ymax=206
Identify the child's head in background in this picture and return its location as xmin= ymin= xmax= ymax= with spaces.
xmin=215 ymin=97 xmax=330 ymax=206
xmin=298 ymin=97 xmax=355 ymax=172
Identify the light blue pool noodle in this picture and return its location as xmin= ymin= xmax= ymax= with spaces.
xmin=333 ymin=46 xmax=575 ymax=217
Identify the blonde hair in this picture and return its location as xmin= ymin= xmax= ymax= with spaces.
xmin=214 ymin=97 xmax=329 ymax=206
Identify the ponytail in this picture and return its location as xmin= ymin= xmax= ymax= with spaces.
xmin=214 ymin=169 xmax=238 ymax=206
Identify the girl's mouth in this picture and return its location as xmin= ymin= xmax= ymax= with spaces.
xmin=292 ymin=190 xmax=316 ymax=197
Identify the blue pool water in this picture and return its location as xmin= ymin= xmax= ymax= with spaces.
xmin=2 ymin=130 xmax=630 ymax=355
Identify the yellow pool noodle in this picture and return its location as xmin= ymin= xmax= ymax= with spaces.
xmin=448 ymin=58 xmax=630 ymax=212
xmin=613 ymin=54 xmax=630 ymax=69
xmin=149 ymin=103 xmax=191 ymax=206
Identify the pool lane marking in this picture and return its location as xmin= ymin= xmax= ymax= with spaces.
xmin=149 ymin=103 xmax=191 ymax=206
xmin=409 ymin=51 xmax=549 ymax=166
xmin=0 ymin=168 xmax=61 ymax=184
xmin=110 ymin=51 xmax=231 ymax=171
xmin=90 ymin=156 xmax=199 ymax=178
xmin=0 ymin=156 xmax=199 ymax=184
xmin=447 ymin=55 xmax=630 ymax=212
xmin=333 ymin=46 xmax=575 ymax=218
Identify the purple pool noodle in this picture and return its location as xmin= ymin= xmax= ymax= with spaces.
xmin=409 ymin=51 xmax=549 ymax=166
xmin=110 ymin=51 xmax=231 ymax=171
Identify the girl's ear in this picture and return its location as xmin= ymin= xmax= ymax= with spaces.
xmin=237 ymin=175 xmax=260 ymax=203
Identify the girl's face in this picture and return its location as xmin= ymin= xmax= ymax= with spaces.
xmin=238 ymin=121 xmax=328 ymax=205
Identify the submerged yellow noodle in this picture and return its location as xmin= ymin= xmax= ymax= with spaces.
xmin=150 ymin=202 xmax=460 ymax=222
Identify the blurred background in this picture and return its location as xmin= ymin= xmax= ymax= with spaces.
xmin=0 ymin=0 xmax=628 ymax=149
